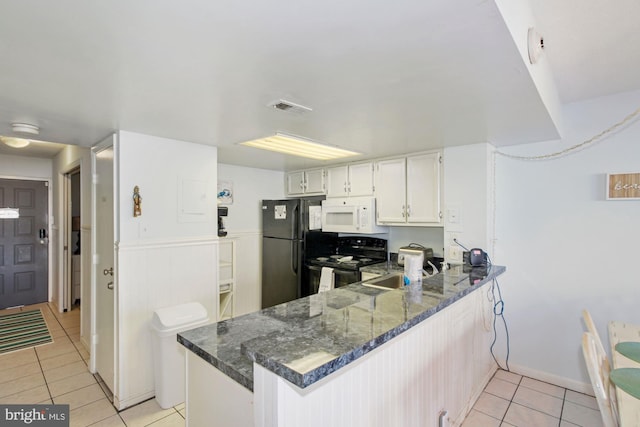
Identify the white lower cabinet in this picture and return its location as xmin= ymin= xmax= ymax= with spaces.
xmin=375 ymin=151 xmax=442 ymax=225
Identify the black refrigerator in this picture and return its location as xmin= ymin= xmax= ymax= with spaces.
xmin=261 ymin=197 xmax=325 ymax=309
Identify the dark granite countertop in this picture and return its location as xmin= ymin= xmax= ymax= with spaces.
xmin=178 ymin=264 xmax=506 ymax=392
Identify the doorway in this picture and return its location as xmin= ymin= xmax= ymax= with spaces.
xmin=0 ymin=178 xmax=49 ymax=309
xmin=63 ymin=168 xmax=81 ymax=312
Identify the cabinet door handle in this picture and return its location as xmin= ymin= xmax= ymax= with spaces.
xmin=401 ymin=205 xmax=405 ymax=218
xmin=407 ymin=205 xmax=411 ymax=217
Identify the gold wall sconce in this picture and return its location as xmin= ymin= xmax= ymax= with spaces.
xmin=133 ymin=186 xmax=142 ymax=217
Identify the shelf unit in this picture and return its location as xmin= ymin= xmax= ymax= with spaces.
xmin=218 ymin=239 xmax=236 ymax=320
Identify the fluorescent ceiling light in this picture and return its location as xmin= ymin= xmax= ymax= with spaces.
xmin=1 ymin=136 xmax=31 ymax=148
xmin=239 ymin=133 xmax=360 ymax=160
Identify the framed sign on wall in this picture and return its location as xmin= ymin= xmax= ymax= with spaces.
xmin=606 ymin=172 xmax=640 ymax=200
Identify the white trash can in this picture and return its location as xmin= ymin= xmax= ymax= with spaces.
xmin=151 ymin=302 xmax=209 ymax=409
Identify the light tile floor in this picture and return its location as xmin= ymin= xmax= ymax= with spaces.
xmin=0 ymin=303 xmax=185 ymax=427
xmin=2 ymin=303 xmax=604 ymax=427
xmin=462 ymin=369 xmax=604 ymax=427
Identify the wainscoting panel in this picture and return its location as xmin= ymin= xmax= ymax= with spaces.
xmin=116 ymin=237 xmax=218 ymax=409
xmin=254 ymin=282 xmax=497 ymax=427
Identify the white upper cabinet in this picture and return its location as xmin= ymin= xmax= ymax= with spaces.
xmin=375 ymin=151 xmax=442 ymax=226
xmin=304 ymin=169 xmax=325 ymax=194
xmin=326 ymin=162 xmax=374 ymax=198
xmin=406 ymin=153 xmax=441 ymax=223
xmin=326 ymin=165 xmax=349 ymax=197
xmin=374 ymin=158 xmax=407 ymax=223
xmin=286 ymin=169 xmax=325 ymax=196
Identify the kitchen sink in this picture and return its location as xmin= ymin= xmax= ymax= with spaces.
xmin=361 ymin=273 xmax=406 ymax=290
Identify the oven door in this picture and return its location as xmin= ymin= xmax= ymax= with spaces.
xmin=305 ymin=264 xmax=322 ymax=296
xmin=305 ymin=264 xmax=360 ymax=294
xmin=333 ymin=269 xmax=359 ymax=288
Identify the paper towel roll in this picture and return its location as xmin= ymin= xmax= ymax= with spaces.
xmin=319 ymin=267 xmax=334 ymax=293
xmin=403 ymin=253 xmax=424 ymax=282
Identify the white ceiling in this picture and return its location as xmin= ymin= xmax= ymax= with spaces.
xmin=0 ymin=0 xmax=638 ymax=169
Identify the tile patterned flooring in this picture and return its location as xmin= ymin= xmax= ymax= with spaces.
xmin=0 ymin=303 xmax=185 ymax=427
xmin=462 ymin=370 xmax=604 ymax=427
xmin=1 ymin=302 xmax=604 ymax=427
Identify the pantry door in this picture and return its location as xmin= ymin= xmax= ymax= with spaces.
xmin=0 ymin=179 xmax=49 ymax=309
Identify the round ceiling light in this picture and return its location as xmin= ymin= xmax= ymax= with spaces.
xmin=11 ymin=122 xmax=40 ymax=135
xmin=1 ymin=136 xmax=31 ymax=148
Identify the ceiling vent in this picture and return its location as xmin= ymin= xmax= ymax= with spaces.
xmin=267 ymin=99 xmax=312 ymax=114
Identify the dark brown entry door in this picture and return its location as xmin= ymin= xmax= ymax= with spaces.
xmin=0 ymin=179 xmax=49 ymax=309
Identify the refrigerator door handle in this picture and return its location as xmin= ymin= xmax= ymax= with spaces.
xmin=292 ymin=240 xmax=298 ymax=274
xmin=293 ymin=204 xmax=300 ymax=239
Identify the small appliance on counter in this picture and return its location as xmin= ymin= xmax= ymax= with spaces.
xmin=397 ymin=243 xmax=433 ymax=267
xmin=217 ymin=206 xmax=228 ymax=237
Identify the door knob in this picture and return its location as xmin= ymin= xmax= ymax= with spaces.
xmin=103 ymin=267 xmax=113 ymax=276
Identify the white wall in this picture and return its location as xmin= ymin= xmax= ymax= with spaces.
xmin=217 ymin=163 xmax=285 ymax=233
xmin=443 ymin=143 xmax=493 ymax=261
xmin=0 ymin=154 xmax=52 ymax=179
xmin=217 ymin=163 xmax=285 ymax=316
xmin=494 ymin=89 xmax=640 ymax=390
xmin=118 ymin=131 xmax=218 ymax=241
xmin=115 ymin=131 xmax=219 ymax=408
xmin=52 ymin=145 xmax=92 ymax=350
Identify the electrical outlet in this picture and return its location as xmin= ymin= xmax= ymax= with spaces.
xmin=448 ymin=245 xmax=462 ymax=263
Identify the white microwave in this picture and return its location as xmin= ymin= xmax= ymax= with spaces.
xmin=321 ymin=197 xmax=388 ymax=234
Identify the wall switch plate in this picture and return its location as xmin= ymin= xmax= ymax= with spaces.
xmin=447 ymin=207 xmax=460 ymax=224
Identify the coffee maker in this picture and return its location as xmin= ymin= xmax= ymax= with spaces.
xmin=217 ymin=206 xmax=228 ymax=237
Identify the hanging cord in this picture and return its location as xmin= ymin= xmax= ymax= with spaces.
xmin=489 ymin=276 xmax=510 ymax=371
xmin=495 ymin=105 xmax=640 ymax=161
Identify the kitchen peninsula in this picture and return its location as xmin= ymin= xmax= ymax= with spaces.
xmin=178 ymin=264 xmax=506 ymax=427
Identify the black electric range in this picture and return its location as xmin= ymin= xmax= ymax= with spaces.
xmin=304 ymin=236 xmax=387 ymax=293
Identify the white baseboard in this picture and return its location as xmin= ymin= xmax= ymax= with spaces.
xmin=507 ymin=363 xmax=593 ymax=396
